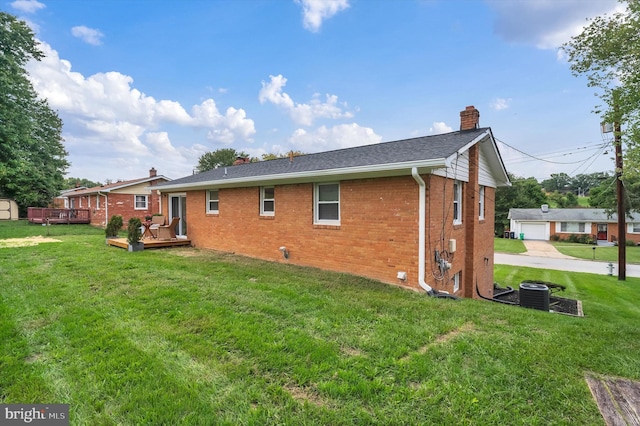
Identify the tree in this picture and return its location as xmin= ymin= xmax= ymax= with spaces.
xmin=0 ymin=12 xmax=69 ymax=213
xmin=261 ymin=150 xmax=305 ymax=161
xmin=562 ymin=0 xmax=640 ymax=176
xmin=63 ymin=177 xmax=102 ymax=189
xmin=548 ymin=191 xmax=579 ymax=208
xmin=540 ymin=173 xmax=572 ymax=193
xmin=495 ymin=174 xmax=548 ymax=236
xmin=196 ymin=148 xmax=250 ymax=172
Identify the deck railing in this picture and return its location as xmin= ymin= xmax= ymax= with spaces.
xmin=27 ymin=207 xmax=91 ymax=224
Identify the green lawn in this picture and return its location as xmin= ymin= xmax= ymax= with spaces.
xmin=493 ymin=237 xmax=526 ymax=254
xmin=1 ymin=221 xmax=639 ymax=424
xmin=552 ymin=242 xmax=640 ymax=264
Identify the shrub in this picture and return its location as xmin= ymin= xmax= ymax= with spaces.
xmin=127 ymin=217 xmax=142 ymax=245
xmin=105 ymin=215 xmax=123 ymax=238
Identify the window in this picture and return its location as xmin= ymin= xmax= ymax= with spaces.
xmin=453 ymin=272 xmax=460 ymax=293
xmin=134 ymin=195 xmax=148 ymax=210
xmin=560 ymin=222 xmax=585 ymax=233
xmin=207 ymin=189 xmax=219 ymax=213
xmin=478 ymin=186 xmax=485 ymax=220
xmin=631 ymin=223 xmax=640 ymax=233
xmin=260 ymin=187 xmax=275 ymax=216
xmin=70 ymin=198 xmax=76 ymax=209
xmin=96 ymin=195 xmax=100 ymax=209
xmin=453 ymin=180 xmax=462 ymax=224
xmin=314 ymin=183 xmax=340 ymax=225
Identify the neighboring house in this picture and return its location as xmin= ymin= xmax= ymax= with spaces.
xmin=155 ymin=106 xmax=510 ymax=298
xmin=52 ymin=186 xmax=87 ymax=209
xmin=66 ymin=168 xmax=171 ymax=227
xmin=509 ymin=206 xmax=640 ymax=244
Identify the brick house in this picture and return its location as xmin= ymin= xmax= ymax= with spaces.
xmin=66 ymin=168 xmax=171 ymax=227
xmin=509 ymin=207 xmax=640 ymax=244
xmin=155 ymin=106 xmax=510 ymax=298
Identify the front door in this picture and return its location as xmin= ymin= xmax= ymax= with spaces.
xmin=597 ymin=223 xmax=608 ymax=241
xmin=169 ymin=194 xmax=187 ymax=237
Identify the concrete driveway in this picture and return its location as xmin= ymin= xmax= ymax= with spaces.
xmin=495 ymin=240 xmax=640 ymax=278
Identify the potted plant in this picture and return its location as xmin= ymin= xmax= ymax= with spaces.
xmin=127 ymin=217 xmax=144 ymax=252
xmin=105 ymin=215 xmax=123 ymax=244
xmin=144 ymin=215 xmax=152 ymax=222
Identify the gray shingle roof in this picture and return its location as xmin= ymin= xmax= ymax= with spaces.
xmin=158 ymin=128 xmax=498 ymax=190
xmin=508 ymin=208 xmax=640 ymax=222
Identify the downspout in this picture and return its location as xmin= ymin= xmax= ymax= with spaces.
xmin=411 ymin=168 xmax=435 ymax=295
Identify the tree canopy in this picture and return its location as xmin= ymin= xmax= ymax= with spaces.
xmin=562 ymin=0 xmax=640 ymax=176
xmin=63 ymin=177 xmax=102 ymax=189
xmin=196 ymin=148 xmax=251 ymax=172
xmin=495 ymin=174 xmax=548 ymax=235
xmin=0 ymin=12 xmax=68 ymax=212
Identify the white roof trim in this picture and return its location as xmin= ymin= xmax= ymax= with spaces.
xmin=156 ymin=159 xmax=448 ymax=192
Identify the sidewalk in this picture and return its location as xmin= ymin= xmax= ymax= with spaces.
xmin=495 ymin=240 xmax=640 ymax=278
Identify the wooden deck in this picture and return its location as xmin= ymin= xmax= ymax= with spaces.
xmin=28 ymin=207 xmax=91 ymax=224
xmin=107 ymin=237 xmax=191 ymax=249
xmin=586 ymin=375 xmax=640 ymax=426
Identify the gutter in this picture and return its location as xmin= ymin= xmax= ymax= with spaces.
xmin=411 ymin=168 xmax=435 ymax=295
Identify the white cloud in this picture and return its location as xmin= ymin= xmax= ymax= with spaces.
xmin=71 ymin=26 xmax=105 ymax=46
xmin=429 ymin=122 xmax=453 ymax=134
xmin=288 ymin=123 xmax=381 ymax=152
xmin=259 ymin=74 xmax=353 ymax=126
xmin=487 ymin=0 xmax=620 ymax=49
xmin=25 ymin=40 xmax=256 ymax=181
xmin=295 ymin=0 xmax=350 ymax=32
xmin=491 ymin=98 xmax=511 ymax=111
xmin=10 ymin=0 xmax=45 ymax=14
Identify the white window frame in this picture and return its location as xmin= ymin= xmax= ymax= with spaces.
xmin=96 ymin=194 xmax=100 ymax=210
xmin=260 ymin=186 xmax=275 ymax=216
xmin=478 ymin=186 xmax=485 ymax=220
xmin=629 ymin=223 xmax=640 ymax=233
xmin=70 ymin=198 xmax=76 ymax=209
xmin=134 ymin=195 xmax=148 ymax=210
xmin=314 ymin=182 xmax=340 ymax=225
xmin=207 ymin=189 xmax=219 ymax=214
xmin=453 ymin=180 xmax=462 ymax=225
xmin=453 ymin=272 xmax=460 ymax=293
xmin=559 ymin=222 xmax=586 ymax=233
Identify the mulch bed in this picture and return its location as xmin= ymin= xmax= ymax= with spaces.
xmin=493 ymin=284 xmax=582 ymax=316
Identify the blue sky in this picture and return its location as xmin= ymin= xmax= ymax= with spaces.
xmin=5 ymin=0 xmax=622 ymax=183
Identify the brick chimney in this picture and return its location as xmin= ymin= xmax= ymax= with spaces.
xmin=149 ymin=167 xmax=157 ymax=177
xmin=233 ymin=156 xmax=251 ymax=166
xmin=460 ymin=106 xmax=480 ymax=130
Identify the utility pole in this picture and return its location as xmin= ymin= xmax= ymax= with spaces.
xmin=615 ymin=120 xmax=626 ymax=280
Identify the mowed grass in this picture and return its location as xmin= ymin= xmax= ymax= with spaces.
xmin=553 ymin=242 xmax=640 ymax=264
xmin=1 ymin=221 xmax=639 ymax=424
xmin=493 ymin=237 xmax=526 ymax=254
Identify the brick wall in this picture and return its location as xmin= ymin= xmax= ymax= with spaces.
xmin=163 ymin=172 xmax=496 ymax=295
xmin=69 ymin=181 xmax=163 ymax=227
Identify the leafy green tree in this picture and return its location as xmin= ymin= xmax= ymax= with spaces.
xmin=495 ymin=174 xmax=548 ymax=236
xmin=63 ymin=177 xmax=102 ymax=189
xmin=588 ymin=173 xmax=640 ymax=216
xmin=548 ymin=191 xmax=579 ymax=208
xmin=562 ymin=0 xmax=640 ymax=177
xmin=0 ymin=12 xmax=68 ymax=214
xmin=196 ymin=148 xmax=250 ymax=172
xmin=261 ymin=150 xmax=305 ymax=161
xmin=540 ymin=173 xmax=571 ymax=193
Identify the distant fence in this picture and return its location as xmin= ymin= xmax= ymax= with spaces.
xmin=27 ymin=207 xmax=91 ymax=224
